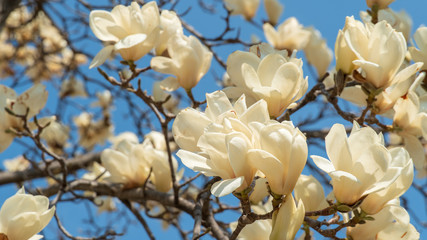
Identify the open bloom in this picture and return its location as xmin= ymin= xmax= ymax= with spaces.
xmin=248 ymin=121 xmax=307 ymax=196
xmin=224 ymin=0 xmax=260 ymax=20
xmin=409 ymin=26 xmax=427 ymax=71
xmin=224 ymin=44 xmax=308 ymax=117
xmin=0 ymin=84 xmax=48 ymax=153
xmin=360 ymin=9 xmax=412 ymax=41
xmin=263 ymin=17 xmax=311 ymax=51
xmin=174 ymin=91 xmax=270 ymax=197
xmin=311 ymin=122 xmax=411 ymax=206
xmin=0 ymin=187 xmax=55 ymax=240
xmin=89 ymin=2 xmax=160 ymax=68
xmin=343 ymin=17 xmax=415 ymax=90
xmin=270 ymin=195 xmax=305 ymax=240
xmin=151 ymin=34 xmax=212 ymax=91
xmin=101 ymin=133 xmax=178 ymax=192
xmin=347 ymin=200 xmax=419 ymax=240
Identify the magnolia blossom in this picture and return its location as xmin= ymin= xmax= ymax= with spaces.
xmin=263 ymin=17 xmax=311 ymax=51
xmin=3 ymin=156 xmax=30 ymax=172
xmin=249 ymin=177 xmax=269 ymax=204
xmin=40 ymin=120 xmax=70 ymax=154
xmin=360 ymin=147 xmax=413 ymax=214
xmin=264 ymin=0 xmax=283 ymax=26
xmin=409 ymin=26 xmax=427 ymax=71
xmin=59 ymin=77 xmax=87 ymax=98
xmin=155 ymin=10 xmax=183 ymax=56
xmin=347 ymin=200 xmax=419 ymax=240
xmin=366 ymin=0 xmax=395 ymax=9
xmin=89 ymin=2 xmax=160 ymax=68
xmin=91 ymin=90 xmax=113 ymax=109
xmin=360 ymin=9 xmax=412 ymax=41
xmin=151 ymin=34 xmax=212 ymax=91
xmin=174 ymin=91 xmax=270 ymax=197
xmin=303 ymin=27 xmax=332 ymax=77
xmin=391 ymin=91 xmax=427 ymax=178
xmin=294 ymin=175 xmax=328 ymax=213
xmin=248 ymin=121 xmax=307 ymax=196
xmin=343 ymin=17 xmax=418 ymax=90
xmin=0 ymin=187 xmax=55 ymax=240
xmin=270 ymin=195 xmax=305 ymax=240
xmin=224 ymin=44 xmax=308 ymax=117
xmin=0 ymin=84 xmax=48 ymax=153
xmin=334 ymin=19 xmax=360 ymax=75
xmin=101 ymin=133 xmax=178 ymax=192
xmin=311 ymin=122 xmax=411 ymax=206
xmin=74 ymin=112 xmax=113 ymax=149
xmin=340 ymin=69 xmax=423 ymax=114
xmin=152 ymin=81 xmax=179 ymax=114
xmin=224 ymin=0 xmax=260 ymax=20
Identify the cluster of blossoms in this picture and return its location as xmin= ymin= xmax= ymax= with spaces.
xmin=0 ymin=6 xmax=87 ymax=81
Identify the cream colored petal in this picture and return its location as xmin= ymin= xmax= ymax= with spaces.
xmin=263 ymin=23 xmax=278 ymax=47
xmin=226 ymin=132 xmax=252 ymax=182
xmin=227 ymin=51 xmax=260 ymax=88
xmin=205 ymin=91 xmax=233 ymax=120
xmin=264 ymin=0 xmax=283 ymax=26
xmin=329 ymin=170 xmax=363 ymax=204
xmin=210 ymin=176 xmax=244 ymax=197
xmin=89 ymin=10 xmax=121 ymax=42
xmin=151 ymin=56 xmax=178 ymax=76
xmin=89 ymin=45 xmax=114 ymax=69
xmin=176 ymin=150 xmax=217 ymax=177
xmin=172 ymin=108 xmax=211 ymax=152
xmin=270 ymin=195 xmax=305 ymax=240
xmin=325 ymin=124 xmax=353 ymax=173
xmin=101 ymin=149 xmax=131 ymax=183
xmin=248 ymin=149 xmax=284 ymax=195
xmin=15 ymin=83 xmax=48 ymax=120
xmin=311 ymin=155 xmax=335 ymax=173
xmin=239 ymin=99 xmax=269 ymax=125
xmin=159 ymin=76 xmax=180 ymax=92
xmin=256 ymin=53 xmax=287 ymax=86
xmin=114 ymin=33 xmax=147 ymax=50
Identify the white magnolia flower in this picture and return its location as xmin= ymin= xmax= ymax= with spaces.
xmin=74 ymin=112 xmax=113 ymax=150
xmin=343 ymin=17 xmax=419 ymax=90
xmin=59 ymin=77 xmax=87 ymax=98
xmin=89 ymin=2 xmax=160 ymax=68
xmin=151 ymin=34 xmax=212 ymax=91
xmin=264 ymin=0 xmax=283 ymax=26
xmin=294 ymin=175 xmax=328 ymax=213
xmin=91 ymin=90 xmax=112 ymax=109
xmin=3 ymin=156 xmax=30 ymax=172
xmin=230 ymin=201 xmax=272 ymax=240
xmin=40 ymin=120 xmax=70 ymax=154
xmin=248 ymin=121 xmax=307 ymax=196
xmin=263 ymin=17 xmax=311 ymax=51
xmin=270 ymin=195 xmax=305 ymax=240
xmin=0 ymin=84 xmax=48 ymax=153
xmin=0 ymin=187 xmax=55 ymax=240
xmin=360 ymin=9 xmax=412 ymax=41
xmin=224 ymin=0 xmax=260 ymax=20
xmin=303 ymin=27 xmax=332 ymax=77
xmin=174 ymin=91 xmax=270 ymax=197
xmin=224 ymin=44 xmax=308 ymax=117
xmin=155 ymin=10 xmax=183 ymax=56
xmin=409 ymin=26 xmax=427 ymax=71
xmin=311 ymin=122 xmax=411 ymax=206
xmin=347 ymin=200 xmax=419 ymax=240
xmin=101 ymin=135 xmax=178 ymax=192
xmin=366 ymin=0 xmax=395 ymax=9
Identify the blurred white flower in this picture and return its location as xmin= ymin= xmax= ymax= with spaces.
xmin=366 ymin=0 xmax=395 ymax=9
xmin=89 ymin=2 xmax=160 ymax=68
xmin=303 ymin=27 xmax=332 ymax=77
xmin=263 ymin=17 xmax=311 ymax=51
xmin=151 ymin=34 xmax=212 ymax=91
xmin=347 ymin=200 xmax=419 ymax=240
xmin=40 ymin=120 xmax=70 ymax=154
xmin=0 ymin=187 xmax=55 ymax=240
xmin=224 ymin=0 xmax=260 ymax=20
xmin=360 ymin=9 xmax=412 ymax=41
xmin=0 ymin=84 xmax=48 ymax=153
xmin=3 ymin=156 xmax=30 ymax=172
xmin=59 ymin=77 xmax=87 ymax=98
xmin=409 ymin=26 xmax=427 ymax=71
xmin=264 ymin=0 xmax=283 ymax=26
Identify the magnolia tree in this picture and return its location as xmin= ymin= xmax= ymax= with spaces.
xmin=0 ymin=0 xmax=426 ymax=239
